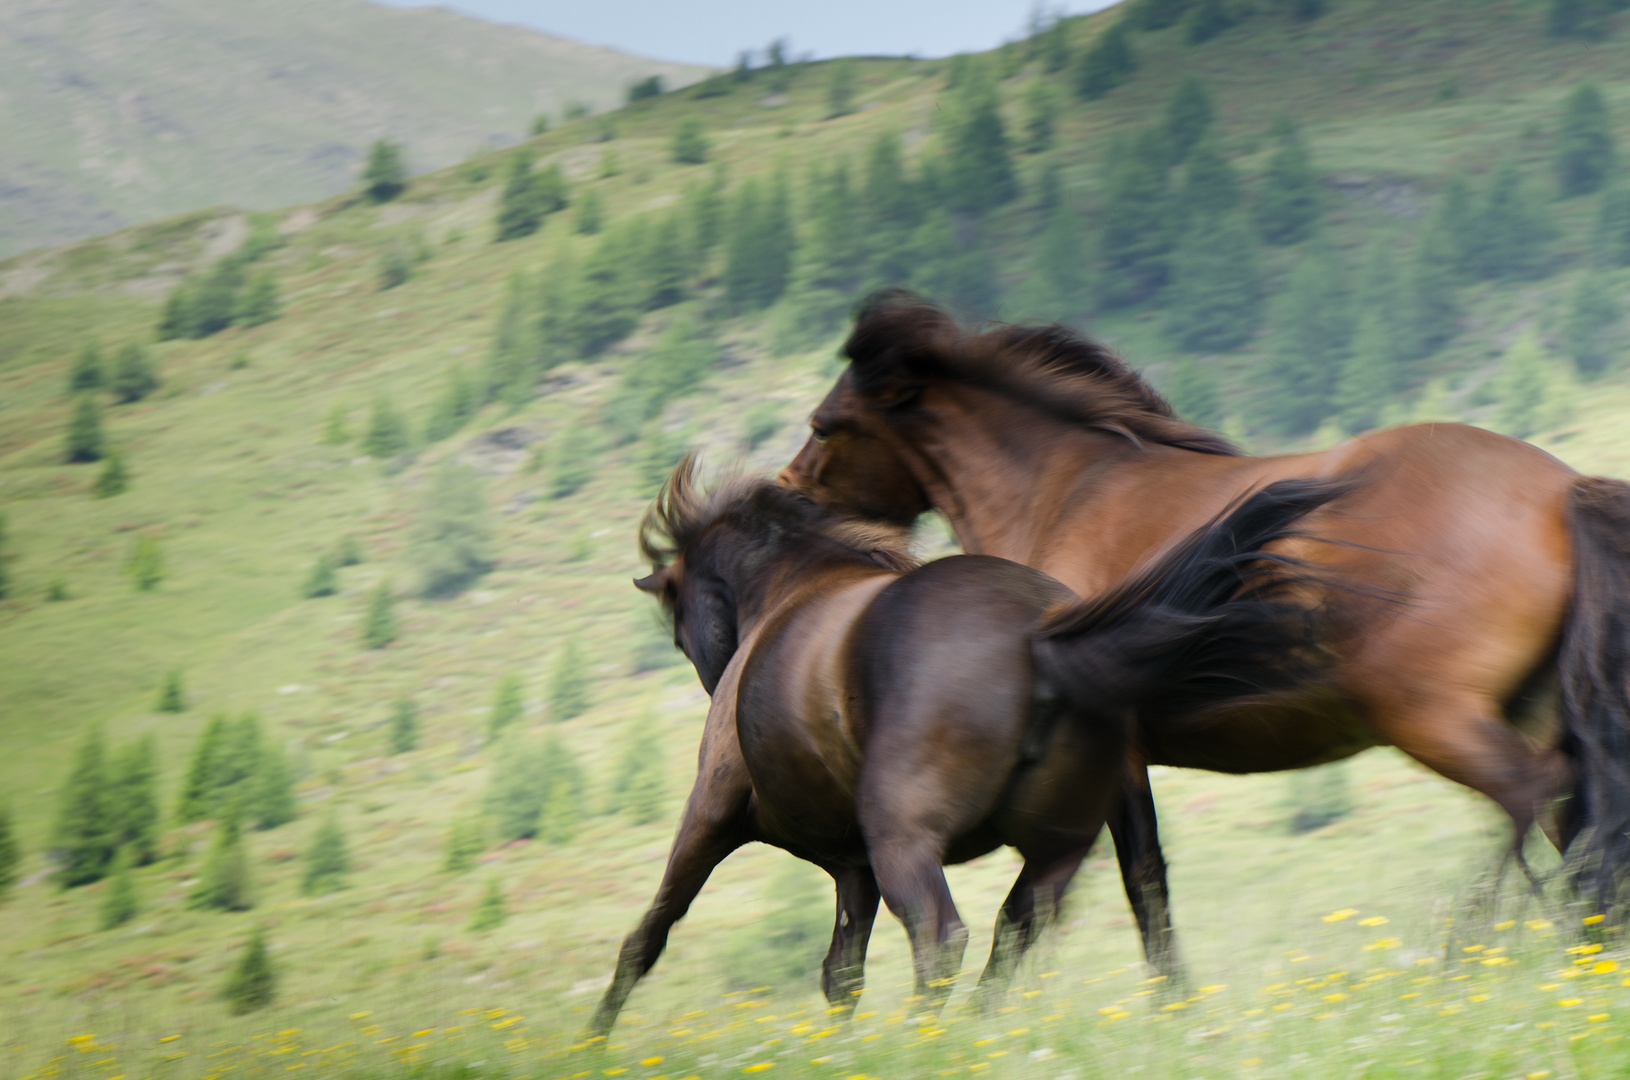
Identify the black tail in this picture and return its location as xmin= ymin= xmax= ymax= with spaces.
xmin=1558 ymin=477 xmax=1630 ymax=907
xmin=1032 ymin=477 xmax=1351 ymax=724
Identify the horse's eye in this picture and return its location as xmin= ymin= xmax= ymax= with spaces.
xmin=811 ymin=424 xmax=830 ymax=442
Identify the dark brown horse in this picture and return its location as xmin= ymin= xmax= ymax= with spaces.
xmin=590 ymin=456 xmax=1342 ymax=1035
xmin=780 ymin=292 xmax=1630 ymax=971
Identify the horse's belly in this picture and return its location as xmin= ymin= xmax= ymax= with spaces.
xmin=1142 ymin=691 xmax=1374 ymax=773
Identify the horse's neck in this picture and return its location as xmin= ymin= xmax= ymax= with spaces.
xmin=916 ymin=399 xmax=1242 ymax=592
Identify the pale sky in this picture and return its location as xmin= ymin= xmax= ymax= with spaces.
xmin=373 ymin=0 xmax=1121 ymax=67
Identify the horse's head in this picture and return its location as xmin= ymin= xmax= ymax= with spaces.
xmin=637 ymin=455 xmax=916 ymax=694
xmin=778 ymin=291 xmax=950 ymax=526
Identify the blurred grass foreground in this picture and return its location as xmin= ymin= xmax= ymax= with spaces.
xmin=6 ymin=0 xmax=1630 ymax=1077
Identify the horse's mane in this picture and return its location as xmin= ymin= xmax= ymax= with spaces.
xmin=639 ymin=454 xmax=919 ymax=580
xmin=843 ymin=289 xmax=1240 ymax=456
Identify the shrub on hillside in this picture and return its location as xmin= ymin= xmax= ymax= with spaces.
xmin=68 ymin=343 xmax=103 ymax=393
xmin=1566 ymin=268 xmax=1620 ymax=375
xmin=302 ymin=555 xmax=337 ymax=598
xmin=176 ymin=712 xmax=297 ymax=830
xmin=1556 ymin=83 xmax=1615 ymax=197
xmin=65 ymin=396 xmax=104 ymax=463
xmin=127 ymin=534 xmax=165 ymax=591
xmin=93 ymin=449 xmax=129 ymax=497
xmin=109 ymin=343 xmax=159 ymax=404
xmin=1076 ymin=19 xmax=1136 ymax=100
xmin=672 ymin=117 xmax=709 ymax=165
xmin=362 ymin=581 xmax=396 ymax=648
xmin=1164 ymin=77 xmax=1214 ymax=164
xmin=362 ymin=396 xmax=410 ymax=458
xmin=302 ymin=813 xmax=350 ymax=895
xmin=1286 ymin=762 xmax=1354 ymax=833
xmin=443 ymin=817 xmax=484 ymax=873
xmin=223 ymin=926 xmax=277 ymax=1013
xmin=610 ymin=711 xmax=667 ymax=824
xmin=495 ymin=150 xmax=567 ymax=241
xmin=550 ymin=637 xmax=590 ymax=722
xmin=99 ymin=849 xmax=139 ymax=929
xmin=1255 ymin=118 xmax=1320 ymax=246
xmin=156 ymin=669 xmax=186 ymax=713
xmin=190 ymin=813 xmax=253 ymax=911
xmin=469 ymin=877 xmax=506 ymax=930
xmin=388 ymin=694 xmax=419 ymax=754
xmin=487 ymin=673 xmax=524 ymax=742
xmin=411 ymin=459 xmax=493 ymax=599
xmin=0 ymin=803 xmax=19 ymax=900
xmin=362 ymin=139 xmax=408 ymax=202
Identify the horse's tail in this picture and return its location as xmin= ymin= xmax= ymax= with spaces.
xmin=1031 ymin=476 xmax=1351 ymax=727
xmin=1557 ymin=477 xmax=1630 ymax=906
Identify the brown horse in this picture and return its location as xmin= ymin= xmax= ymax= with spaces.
xmin=589 ymin=456 xmax=1342 ymax=1035
xmin=780 ymin=292 xmax=1630 ymax=969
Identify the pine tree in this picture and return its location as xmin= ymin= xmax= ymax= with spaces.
xmin=828 ymin=58 xmax=857 ymax=118
xmin=611 ymin=712 xmax=667 ymax=824
xmin=109 ymin=737 xmax=160 ymax=864
xmin=302 ymin=555 xmax=337 ymax=598
xmin=424 ymin=367 xmax=477 ymax=443
xmin=65 ymin=395 xmax=105 ymax=463
xmin=302 ymin=813 xmax=350 ymax=895
xmin=1334 ymin=309 xmax=1401 ymax=434
xmin=1403 ymin=221 xmax=1461 ymax=360
xmin=1496 ymin=330 xmax=1572 ymax=437
xmin=1550 ymin=0 xmax=1614 ymax=40
xmin=487 ymin=731 xmax=547 ymax=840
xmin=1255 ymin=118 xmax=1321 ymax=246
xmin=643 ymin=212 xmax=690 ymax=308
xmin=550 ymin=638 xmax=590 ymax=721
xmin=1163 ymin=211 xmax=1264 ymax=352
xmin=388 ymin=694 xmax=419 ymax=754
xmin=1476 ymin=160 xmax=1555 ymax=280
xmin=68 ymin=343 xmax=104 ymax=393
xmin=156 ymin=668 xmax=187 ymax=712
xmin=574 ymin=187 xmax=603 ymax=235
xmin=1027 ymin=199 xmax=1092 ymax=319
xmin=469 ymin=877 xmax=507 ymax=931
xmin=54 ymin=727 xmax=113 ymax=886
xmin=1076 ymin=20 xmax=1137 ymax=100
xmin=485 ymin=271 xmax=537 ymax=406
xmin=177 ymin=714 xmax=227 ymax=823
xmin=942 ymin=65 xmax=1018 ymax=213
xmin=1164 ymin=77 xmax=1214 ymax=165
xmin=443 ymin=817 xmax=483 ymax=873
xmin=724 ymin=175 xmax=795 ymax=310
xmin=249 ymin=739 xmax=296 ymax=831
xmin=1565 ymin=268 xmax=1619 ymax=375
xmin=1557 ymin=83 xmax=1615 ymax=197
xmin=487 ymin=673 xmax=524 ymax=742
xmin=223 ymin=926 xmax=277 ymax=1014
xmin=570 ymin=227 xmax=640 ymax=354
xmin=1098 ymin=129 xmax=1174 ymax=307
xmin=1136 ymin=0 xmax=1191 ymax=30
xmin=1186 ymin=0 xmax=1235 ymax=44
xmin=128 ymin=534 xmax=165 ymax=591
xmin=1597 ymin=181 xmax=1630 ymax=266
xmin=1287 ymin=762 xmax=1353 ymax=833
xmin=1179 ymin=137 xmax=1241 ymax=219
xmin=549 ymin=419 xmax=595 ymax=499
xmin=362 ymin=581 xmax=396 ymax=648
xmin=685 ymin=168 xmax=727 ymax=263
xmin=495 ymin=150 xmax=546 ymax=241
xmin=1021 ymin=81 xmax=1059 ymax=154
xmin=234 ymin=271 xmax=281 ymax=327
xmin=797 ymin=160 xmax=863 ymax=296
xmin=671 ymin=117 xmax=709 ymax=165
xmin=362 ymin=396 xmax=410 ymax=459
xmin=99 ymin=848 xmax=139 ymax=929
xmin=411 ymin=460 xmax=493 ymax=599
xmin=1265 ymin=238 xmax=1352 ymax=433
xmin=322 ymin=403 xmax=349 ymax=445
xmin=1164 ymin=355 xmax=1221 ymax=427
xmin=363 ymin=139 xmax=407 ymax=202
xmin=92 ymin=449 xmax=129 ymax=498
xmin=190 ymin=811 xmax=253 ymax=911
xmin=109 ymin=344 xmax=159 ymax=404
xmin=0 ymin=803 xmax=19 ymax=899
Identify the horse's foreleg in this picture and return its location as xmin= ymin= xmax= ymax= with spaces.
xmin=820 ymin=864 xmax=881 ymax=1015
xmin=868 ymin=835 xmax=967 ymax=1015
xmin=970 ymin=846 xmax=1086 ymax=1012
xmin=1108 ymin=759 xmax=1185 ymax=985
xmin=589 ymin=791 xmax=751 ymax=1037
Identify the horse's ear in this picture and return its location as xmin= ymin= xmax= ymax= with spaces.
xmin=633 ymin=568 xmax=669 ymax=595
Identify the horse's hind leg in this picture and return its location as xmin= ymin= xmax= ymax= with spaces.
xmin=970 ymin=846 xmax=1086 ymax=1013
xmin=868 ymin=834 xmax=968 ymax=1015
xmin=1107 ymin=760 xmax=1185 ymax=985
xmin=820 ymin=864 xmax=881 ymax=1016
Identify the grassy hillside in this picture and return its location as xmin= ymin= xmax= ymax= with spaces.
xmin=0 ymin=0 xmax=709 ymax=258
xmin=5 ymin=1 xmax=1630 ymax=1077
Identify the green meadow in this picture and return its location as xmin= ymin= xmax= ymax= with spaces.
xmin=5 ymin=1 xmax=1630 ymax=1076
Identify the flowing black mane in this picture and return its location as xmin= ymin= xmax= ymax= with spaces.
xmin=842 ymin=290 xmax=1240 ymax=456
xmin=639 ymin=455 xmax=918 ymax=593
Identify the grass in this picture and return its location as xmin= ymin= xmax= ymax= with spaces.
xmin=6 ymin=1 xmax=1630 ymax=1076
